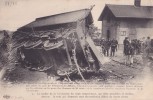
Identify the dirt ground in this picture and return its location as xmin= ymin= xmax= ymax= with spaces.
xmin=1 ymin=47 xmax=153 ymax=84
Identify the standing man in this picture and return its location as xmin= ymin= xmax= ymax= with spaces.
xmin=115 ymin=39 xmax=118 ymax=52
xmin=123 ymin=37 xmax=130 ymax=65
xmin=144 ymin=37 xmax=151 ymax=57
xmin=104 ymin=40 xmax=111 ymax=56
xmin=129 ymin=40 xmax=135 ymax=65
xmin=100 ymin=39 xmax=105 ymax=56
xmin=85 ymin=47 xmax=95 ymax=71
xmin=110 ymin=39 xmax=118 ymax=57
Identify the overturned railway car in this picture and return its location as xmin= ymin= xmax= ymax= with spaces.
xmin=12 ymin=9 xmax=102 ymax=76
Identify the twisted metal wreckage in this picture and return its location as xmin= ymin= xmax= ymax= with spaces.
xmin=10 ymin=7 xmax=104 ymax=81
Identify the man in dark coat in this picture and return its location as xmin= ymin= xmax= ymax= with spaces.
xmin=103 ymin=40 xmax=111 ymax=56
xmin=123 ymin=37 xmax=130 ymax=55
xmin=110 ymin=39 xmax=118 ymax=56
xmin=123 ymin=37 xmax=130 ymax=64
xmin=114 ymin=39 xmax=118 ymax=52
xmin=144 ymin=37 xmax=151 ymax=57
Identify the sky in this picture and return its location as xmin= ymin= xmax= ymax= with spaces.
xmin=0 ymin=0 xmax=153 ymax=31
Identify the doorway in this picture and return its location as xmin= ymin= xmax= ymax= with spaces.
xmin=107 ymin=30 xmax=110 ymax=40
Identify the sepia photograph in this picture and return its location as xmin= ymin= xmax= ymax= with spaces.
xmin=0 ymin=0 xmax=153 ymax=100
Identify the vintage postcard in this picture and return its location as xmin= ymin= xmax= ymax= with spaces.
xmin=0 ymin=0 xmax=153 ymax=100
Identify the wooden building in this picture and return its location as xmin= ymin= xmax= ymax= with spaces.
xmin=98 ymin=0 xmax=153 ymax=45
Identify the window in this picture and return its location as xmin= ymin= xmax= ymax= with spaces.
xmin=120 ymin=31 xmax=126 ymax=36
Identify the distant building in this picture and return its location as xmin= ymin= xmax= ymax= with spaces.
xmin=98 ymin=0 xmax=153 ymax=45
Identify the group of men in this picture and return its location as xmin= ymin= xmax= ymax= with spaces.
xmin=100 ymin=39 xmax=118 ymax=57
xmin=99 ymin=36 xmax=152 ymax=65
xmin=123 ymin=36 xmax=153 ymax=65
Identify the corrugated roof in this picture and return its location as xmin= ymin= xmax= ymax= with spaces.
xmin=22 ymin=9 xmax=92 ymax=28
xmin=99 ymin=4 xmax=153 ymax=20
